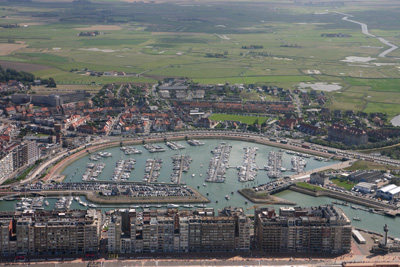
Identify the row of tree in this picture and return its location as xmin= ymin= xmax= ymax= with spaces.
xmin=0 ymin=65 xmax=56 ymax=87
xmin=0 ymin=65 xmax=35 ymax=84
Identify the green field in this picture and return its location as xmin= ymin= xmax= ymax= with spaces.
xmin=345 ymin=78 xmax=400 ymax=92
xmin=0 ymin=0 xmax=399 ymax=115
xmin=344 ymin=160 xmax=397 ymax=171
xmin=330 ymin=178 xmax=356 ymax=191
xmin=296 ymin=182 xmax=326 ymax=192
xmin=209 ymin=114 xmax=269 ymax=125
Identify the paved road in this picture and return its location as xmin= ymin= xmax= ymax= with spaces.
xmin=110 ymin=130 xmax=400 ymax=167
xmin=293 ymin=94 xmax=303 ymax=118
xmin=289 ymin=160 xmax=356 ymax=181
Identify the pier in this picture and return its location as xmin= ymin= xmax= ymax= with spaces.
xmin=144 ymin=159 xmax=162 ymax=183
xmin=166 ymin=141 xmax=185 ymax=150
xmin=143 ymin=144 xmax=166 ymax=153
xmin=82 ymin=163 xmax=106 ymax=181
xmin=206 ymin=143 xmax=232 ymax=183
xmin=291 ymin=156 xmax=307 ymax=174
xmin=121 ymin=146 xmax=142 ymax=155
xmin=238 ymin=147 xmax=258 ymax=182
xmin=266 ymin=151 xmax=282 ymax=178
xmin=171 ymin=154 xmax=192 ymax=184
xmin=112 ymin=159 xmax=136 ymax=182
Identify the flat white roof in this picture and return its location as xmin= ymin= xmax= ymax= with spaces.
xmin=352 ymin=229 xmax=366 ymax=243
xmin=378 ymin=184 xmax=397 ymax=193
xmin=389 ymin=187 xmax=400 ymax=195
xmin=356 ymin=182 xmax=375 ymax=188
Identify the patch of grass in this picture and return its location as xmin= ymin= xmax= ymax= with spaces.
xmin=194 ymin=75 xmax=315 ymax=85
xmin=2 ymin=164 xmax=36 ymax=185
xmin=345 ymin=78 xmax=400 ymax=92
xmin=80 ymin=39 xmax=147 ymax=46
xmin=209 ymin=113 xmax=268 ymax=125
xmin=344 ymin=160 xmax=396 ymax=171
xmin=363 ymin=102 xmax=400 ymax=118
xmin=296 ymin=182 xmax=326 ymax=191
xmin=18 ymin=53 xmax=69 ymax=63
xmin=330 ymin=178 xmax=356 ymax=191
xmin=32 ymin=68 xmax=156 ymax=84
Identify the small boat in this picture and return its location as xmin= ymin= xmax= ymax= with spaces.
xmin=192 ymin=174 xmax=195 ymax=177
xmin=203 ymin=183 xmax=206 ymax=187
xmin=45 ymin=201 xmax=49 ymax=206
xmin=225 ymin=195 xmax=230 ymax=200
xmin=353 ymin=217 xmax=361 ymax=221
xmin=199 ymin=174 xmax=202 ymax=177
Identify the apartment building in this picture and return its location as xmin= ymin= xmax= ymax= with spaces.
xmin=0 ymin=141 xmax=39 ymax=182
xmin=328 ymin=123 xmax=368 ymax=146
xmin=0 ymin=152 xmax=13 ymax=182
xmin=255 ymin=205 xmax=352 ymax=254
xmin=0 ymin=209 xmax=101 ymax=256
xmin=0 ymin=215 xmax=16 ymax=256
xmin=108 ymin=207 xmax=250 ymax=254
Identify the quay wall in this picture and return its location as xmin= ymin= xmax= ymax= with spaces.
xmin=289 ymin=185 xmax=394 ymax=210
xmin=0 ymin=189 xmax=209 ymax=205
xmin=51 ymin=132 xmax=339 ymax=182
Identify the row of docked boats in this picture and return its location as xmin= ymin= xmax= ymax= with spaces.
xmin=112 ymin=159 xmax=136 ymax=182
xmin=237 ymin=147 xmax=258 ymax=182
xmin=166 ymin=141 xmax=186 ymax=150
xmin=120 ymin=146 xmax=142 ymax=155
xmin=285 ymin=150 xmax=311 ymax=158
xmin=143 ymin=159 xmax=163 ymax=183
xmin=285 ymin=149 xmax=329 ymax=162
xmin=74 ymin=196 xmax=97 ymax=208
xmin=291 ymin=156 xmax=307 ymax=174
xmin=266 ymin=151 xmax=283 ymax=178
xmin=130 ymin=204 xmax=207 ymax=209
xmin=144 ymin=144 xmax=166 ymax=153
xmin=55 ymin=196 xmax=73 ymax=210
xmin=16 ymin=197 xmax=48 ymax=211
xmin=206 ymin=142 xmax=232 ymax=183
xmin=89 ymin=151 xmax=112 ymax=161
xmin=187 ymin=139 xmax=205 ymax=146
xmin=171 ymin=154 xmax=192 ymax=184
xmin=16 ymin=196 xmax=99 ymax=211
xmin=83 ymin=163 xmax=106 ymax=181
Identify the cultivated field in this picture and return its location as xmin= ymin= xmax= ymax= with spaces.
xmin=0 ymin=43 xmax=27 ymax=56
xmin=0 ymin=0 xmax=399 ymax=116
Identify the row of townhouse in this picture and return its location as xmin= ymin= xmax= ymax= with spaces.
xmin=173 ymin=100 xmax=294 ymax=114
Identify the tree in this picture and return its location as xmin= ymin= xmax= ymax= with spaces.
xmin=46 ymin=77 xmax=57 ymax=88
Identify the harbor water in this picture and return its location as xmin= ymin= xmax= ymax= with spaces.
xmin=1 ymin=139 xmax=399 ymax=238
